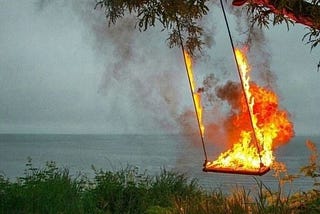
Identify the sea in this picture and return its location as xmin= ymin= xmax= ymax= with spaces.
xmin=0 ymin=134 xmax=319 ymax=193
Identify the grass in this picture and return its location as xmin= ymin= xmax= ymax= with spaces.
xmin=1 ymin=141 xmax=320 ymax=213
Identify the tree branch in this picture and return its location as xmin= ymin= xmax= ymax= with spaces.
xmin=233 ymin=0 xmax=320 ymax=29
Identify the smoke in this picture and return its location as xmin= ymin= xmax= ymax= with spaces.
xmin=178 ymin=74 xmax=294 ymax=155
xmin=216 ymin=80 xmax=242 ymax=110
xmin=93 ymin=16 xmax=137 ymax=90
xmin=31 ymin=0 xmax=188 ymax=133
xmin=32 ymin=1 xmax=291 ymax=138
xmin=246 ymin=28 xmax=277 ymax=88
xmin=228 ymin=4 xmax=277 ymax=88
xmin=176 ymin=3 xmax=296 ymax=148
xmin=205 ymin=80 xmax=247 ymax=151
xmin=78 ymin=0 xmax=292 ymax=140
xmin=74 ymin=0 xmax=187 ymax=133
xmin=34 ymin=0 xmax=52 ymax=11
xmin=73 ymin=1 xmax=138 ymax=92
xmin=101 ymin=19 xmax=136 ymax=84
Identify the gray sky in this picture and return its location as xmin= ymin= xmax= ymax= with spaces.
xmin=0 ymin=1 xmax=319 ymax=135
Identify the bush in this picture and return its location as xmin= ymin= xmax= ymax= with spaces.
xmin=0 ymin=159 xmax=83 ymax=213
xmin=1 ymin=139 xmax=320 ymax=213
xmin=86 ymin=165 xmax=151 ymax=213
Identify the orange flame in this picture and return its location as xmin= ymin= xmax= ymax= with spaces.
xmin=206 ymin=48 xmax=294 ymax=170
xmin=184 ymin=51 xmax=205 ymax=137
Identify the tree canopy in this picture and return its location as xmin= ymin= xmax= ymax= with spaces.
xmin=95 ymin=0 xmax=320 ymax=55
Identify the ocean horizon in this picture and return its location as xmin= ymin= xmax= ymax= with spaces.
xmin=1 ymin=133 xmax=319 ymax=193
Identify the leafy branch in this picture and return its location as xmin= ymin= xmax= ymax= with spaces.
xmin=95 ymin=0 xmax=210 ymax=56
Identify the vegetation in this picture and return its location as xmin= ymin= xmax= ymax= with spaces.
xmin=95 ymin=0 xmax=210 ymax=56
xmin=1 ymin=140 xmax=320 ymax=213
xmin=95 ymin=0 xmax=320 ymax=56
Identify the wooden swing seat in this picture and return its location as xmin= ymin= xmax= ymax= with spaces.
xmin=203 ymin=162 xmax=270 ymax=176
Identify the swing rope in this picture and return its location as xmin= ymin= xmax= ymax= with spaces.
xmin=175 ymin=1 xmax=264 ymax=169
xmin=175 ymin=17 xmax=208 ymax=163
xmin=219 ymin=0 xmax=263 ymax=166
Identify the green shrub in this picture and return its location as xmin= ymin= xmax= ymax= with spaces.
xmin=1 ymin=139 xmax=320 ymax=214
xmin=150 ymin=169 xmax=201 ymax=208
xmin=86 ymin=165 xmax=151 ymax=213
xmin=0 ymin=159 xmax=83 ymax=213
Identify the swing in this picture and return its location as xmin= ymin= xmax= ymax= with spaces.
xmin=203 ymin=164 xmax=270 ymax=176
xmin=179 ymin=0 xmax=270 ymax=176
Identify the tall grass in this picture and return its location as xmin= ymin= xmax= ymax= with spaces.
xmin=0 ymin=140 xmax=320 ymax=213
xmin=0 ymin=158 xmax=83 ymax=213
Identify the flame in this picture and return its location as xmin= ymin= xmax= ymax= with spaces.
xmin=206 ymin=48 xmax=294 ymax=170
xmin=184 ymin=51 xmax=205 ymax=137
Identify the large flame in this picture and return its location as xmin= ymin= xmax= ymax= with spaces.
xmin=184 ymin=51 xmax=205 ymax=137
xmin=202 ymin=48 xmax=294 ymax=170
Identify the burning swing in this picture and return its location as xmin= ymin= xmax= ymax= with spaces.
xmin=182 ymin=49 xmax=271 ymax=176
xmin=179 ymin=0 xmax=293 ymax=176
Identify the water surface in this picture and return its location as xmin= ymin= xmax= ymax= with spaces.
xmin=0 ymin=134 xmax=318 ymax=193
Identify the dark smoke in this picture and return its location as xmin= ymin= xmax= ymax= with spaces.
xmin=216 ymin=80 xmax=242 ymax=111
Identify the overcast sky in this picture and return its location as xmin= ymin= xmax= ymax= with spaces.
xmin=0 ymin=1 xmax=319 ymax=136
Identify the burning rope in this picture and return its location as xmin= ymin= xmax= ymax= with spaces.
xmin=219 ymin=0 xmax=263 ymax=166
xmin=175 ymin=17 xmax=208 ymax=163
xmin=175 ymin=1 xmax=269 ymax=170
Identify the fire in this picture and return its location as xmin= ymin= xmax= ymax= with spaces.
xmin=184 ymin=51 xmax=205 ymax=137
xmin=205 ymin=48 xmax=294 ymax=171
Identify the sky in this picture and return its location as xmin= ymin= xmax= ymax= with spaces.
xmin=0 ymin=0 xmax=319 ymax=136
